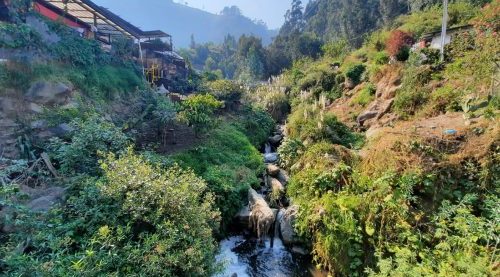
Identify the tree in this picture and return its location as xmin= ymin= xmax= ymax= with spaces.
xmin=190 ymin=34 xmax=196 ymax=49
xmin=221 ymin=5 xmax=242 ymax=16
xmin=379 ymin=0 xmax=409 ymax=24
xmin=386 ymin=29 xmax=414 ymax=61
xmin=281 ymin=0 xmax=305 ymax=36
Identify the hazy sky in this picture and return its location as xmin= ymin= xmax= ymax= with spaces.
xmin=173 ymin=0 xmax=293 ymax=29
xmin=92 ymin=0 xmax=304 ymax=30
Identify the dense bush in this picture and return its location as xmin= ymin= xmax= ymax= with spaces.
xmin=48 ymin=116 xmax=131 ymax=174
xmin=287 ymin=103 xmax=361 ymax=147
xmin=394 ymin=65 xmax=433 ymax=116
xmin=386 ymin=30 xmax=414 ymax=61
xmin=177 ymin=94 xmax=223 ymax=135
xmin=0 ymin=22 xmax=42 ymax=49
xmin=345 ymin=64 xmax=366 ymax=85
xmin=208 ymin=79 xmax=243 ymax=102
xmin=174 ymin=123 xmax=264 ymax=227
xmin=373 ymin=51 xmax=390 ymax=65
xmin=2 ymin=149 xmax=221 ymax=276
xmin=234 ymin=106 xmax=275 ymax=147
xmin=278 ymin=137 xmax=305 ymax=170
xmin=250 ymin=85 xmax=290 ymax=122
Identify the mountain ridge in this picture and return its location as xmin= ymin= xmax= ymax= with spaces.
xmin=95 ymin=0 xmax=278 ymax=48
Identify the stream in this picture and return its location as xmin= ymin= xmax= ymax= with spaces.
xmin=215 ymin=131 xmax=327 ymax=277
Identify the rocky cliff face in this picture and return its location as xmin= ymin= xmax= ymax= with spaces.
xmin=0 ymin=81 xmax=75 ymax=159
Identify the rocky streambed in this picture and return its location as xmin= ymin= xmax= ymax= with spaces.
xmin=215 ymin=127 xmax=327 ymax=277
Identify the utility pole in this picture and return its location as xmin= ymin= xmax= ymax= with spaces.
xmin=439 ymin=0 xmax=449 ymax=62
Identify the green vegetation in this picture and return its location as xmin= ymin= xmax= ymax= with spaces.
xmin=177 ymin=94 xmax=223 ymax=136
xmin=2 ymin=149 xmax=220 ymax=276
xmin=271 ymin=1 xmax=499 ymax=276
xmin=173 ymin=122 xmax=264 ymax=227
xmin=353 ymin=83 xmax=376 ymax=106
xmin=1 ymin=1 xmax=498 ymax=276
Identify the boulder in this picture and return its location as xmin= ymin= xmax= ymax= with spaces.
xmin=277 ymin=170 xmax=290 ymax=185
xmin=25 ymin=186 xmax=66 ymax=213
xmin=28 ymin=102 xmax=43 ymax=113
xmin=235 ymin=205 xmax=251 ymax=228
xmin=49 ymin=123 xmax=74 ymax=137
xmin=264 ymin=153 xmax=279 ymax=164
xmin=268 ymin=177 xmax=285 ymax=197
xmin=248 ymin=188 xmax=275 ymax=239
xmin=266 ymin=164 xmax=280 ymax=177
xmin=356 ymin=111 xmax=378 ymax=126
xmin=357 ymin=98 xmax=394 ymax=127
xmin=268 ymin=135 xmax=283 ymax=145
xmin=280 ymin=205 xmax=299 ymax=246
xmin=291 ymin=246 xmax=309 ymax=255
xmin=25 ymin=82 xmax=73 ymax=106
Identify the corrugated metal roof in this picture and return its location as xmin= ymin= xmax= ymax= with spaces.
xmin=38 ymin=0 xmax=170 ymax=39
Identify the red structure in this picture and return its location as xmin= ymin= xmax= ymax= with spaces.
xmin=33 ymin=0 xmax=93 ymax=38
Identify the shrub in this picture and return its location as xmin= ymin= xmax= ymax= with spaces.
xmin=173 ymin=123 xmax=263 ymax=227
xmin=177 ymin=94 xmax=223 ymax=136
xmin=0 ymin=22 xmax=42 ymax=49
xmin=322 ymin=39 xmax=350 ymax=60
xmin=394 ymin=65 xmax=433 ymax=116
xmin=345 ymin=64 xmax=366 ymax=85
xmin=2 ymin=149 xmax=221 ymax=276
xmin=278 ymin=138 xmax=305 ymax=170
xmin=48 ymin=116 xmax=131 ymax=174
xmin=287 ymin=103 xmax=360 ymax=147
xmin=373 ymin=51 xmax=390 ymax=65
xmin=208 ymin=79 xmax=243 ymax=102
xmin=352 ymin=83 xmax=376 ymax=106
xmin=428 ymin=85 xmax=463 ymax=114
xmin=386 ymin=30 xmax=414 ymax=61
xmin=53 ymin=36 xmax=105 ymax=67
xmin=250 ymin=85 xmax=291 ymax=122
xmin=234 ymin=106 xmax=275 ymax=147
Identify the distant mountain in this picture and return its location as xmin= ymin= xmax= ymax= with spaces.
xmin=94 ymin=0 xmax=277 ymax=48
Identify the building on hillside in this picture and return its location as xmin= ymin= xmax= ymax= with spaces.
xmin=1 ymin=0 xmax=187 ymax=89
xmin=33 ymin=0 xmax=93 ymax=38
xmin=415 ymin=25 xmax=473 ymax=50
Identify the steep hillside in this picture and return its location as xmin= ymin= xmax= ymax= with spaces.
xmin=253 ymin=1 xmax=498 ymax=275
xmin=93 ymin=0 xmax=277 ymax=47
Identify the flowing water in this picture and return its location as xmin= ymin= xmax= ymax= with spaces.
xmin=215 ymin=235 xmax=326 ymax=277
xmin=214 ymin=133 xmax=327 ymax=277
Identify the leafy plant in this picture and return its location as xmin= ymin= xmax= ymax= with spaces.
xmin=177 ymin=94 xmax=223 ymax=136
xmin=2 ymin=149 xmax=221 ymax=276
xmin=345 ymin=64 xmax=366 ymax=85
xmin=48 ymin=116 xmax=131 ymax=174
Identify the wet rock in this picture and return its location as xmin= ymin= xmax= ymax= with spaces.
xmin=25 ymin=81 xmax=73 ymax=106
xmin=277 ymin=170 xmax=289 ymax=185
xmin=280 ymin=205 xmax=299 ymax=246
xmin=28 ymin=102 xmax=43 ymax=113
xmin=30 ymin=120 xmax=47 ymax=129
xmin=235 ymin=205 xmax=251 ymax=227
xmin=264 ymin=153 xmax=279 ymax=164
xmin=268 ymin=177 xmax=285 ymax=196
xmin=248 ymin=188 xmax=275 ymax=239
xmin=266 ymin=164 xmax=280 ymax=177
xmin=268 ymin=135 xmax=283 ymax=146
xmin=291 ymin=246 xmax=308 ymax=255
